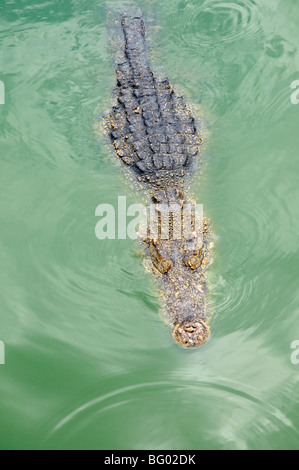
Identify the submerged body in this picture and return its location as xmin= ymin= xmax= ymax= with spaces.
xmin=105 ymin=12 xmax=213 ymax=347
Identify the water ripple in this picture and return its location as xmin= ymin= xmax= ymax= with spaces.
xmin=43 ymin=379 xmax=293 ymax=450
xmin=171 ymin=0 xmax=264 ymax=48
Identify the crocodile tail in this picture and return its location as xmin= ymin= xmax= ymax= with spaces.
xmin=105 ymin=11 xmax=202 ymax=189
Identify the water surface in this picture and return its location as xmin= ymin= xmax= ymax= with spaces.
xmin=0 ymin=0 xmax=298 ymax=450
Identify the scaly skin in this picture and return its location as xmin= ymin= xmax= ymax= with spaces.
xmin=105 ymin=12 xmax=213 ymax=347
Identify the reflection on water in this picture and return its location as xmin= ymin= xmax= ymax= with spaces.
xmin=0 ymin=0 xmax=299 ymax=450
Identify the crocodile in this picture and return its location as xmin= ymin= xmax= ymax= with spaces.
xmin=104 ymin=11 xmax=213 ymax=347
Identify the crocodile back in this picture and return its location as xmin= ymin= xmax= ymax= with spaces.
xmin=105 ymin=12 xmax=202 ymax=189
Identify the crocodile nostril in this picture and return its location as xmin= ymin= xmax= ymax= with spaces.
xmin=184 ymin=325 xmax=197 ymax=333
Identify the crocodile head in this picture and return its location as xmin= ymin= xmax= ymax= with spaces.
xmin=147 ymin=207 xmax=212 ymax=348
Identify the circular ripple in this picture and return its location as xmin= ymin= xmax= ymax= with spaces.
xmin=206 ymin=196 xmax=278 ymax=329
xmin=211 ymin=274 xmax=257 ymax=323
xmin=211 ymin=198 xmax=276 ymax=272
xmin=42 ymin=380 xmax=293 ymax=450
xmin=170 ymin=0 xmax=264 ymax=49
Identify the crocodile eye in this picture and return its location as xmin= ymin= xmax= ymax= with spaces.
xmin=183 ymin=248 xmax=203 ymax=270
xmin=149 ymin=241 xmax=172 ymax=274
xmin=155 ymin=258 xmax=171 ymax=274
xmin=184 ymin=254 xmax=201 ymax=270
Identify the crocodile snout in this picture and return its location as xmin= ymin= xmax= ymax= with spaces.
xmin=172 ymin=319 xmax=210 ymax=348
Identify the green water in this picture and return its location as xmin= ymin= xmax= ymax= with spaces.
xmin=0 ymin=0 xmax=299 ymax=450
